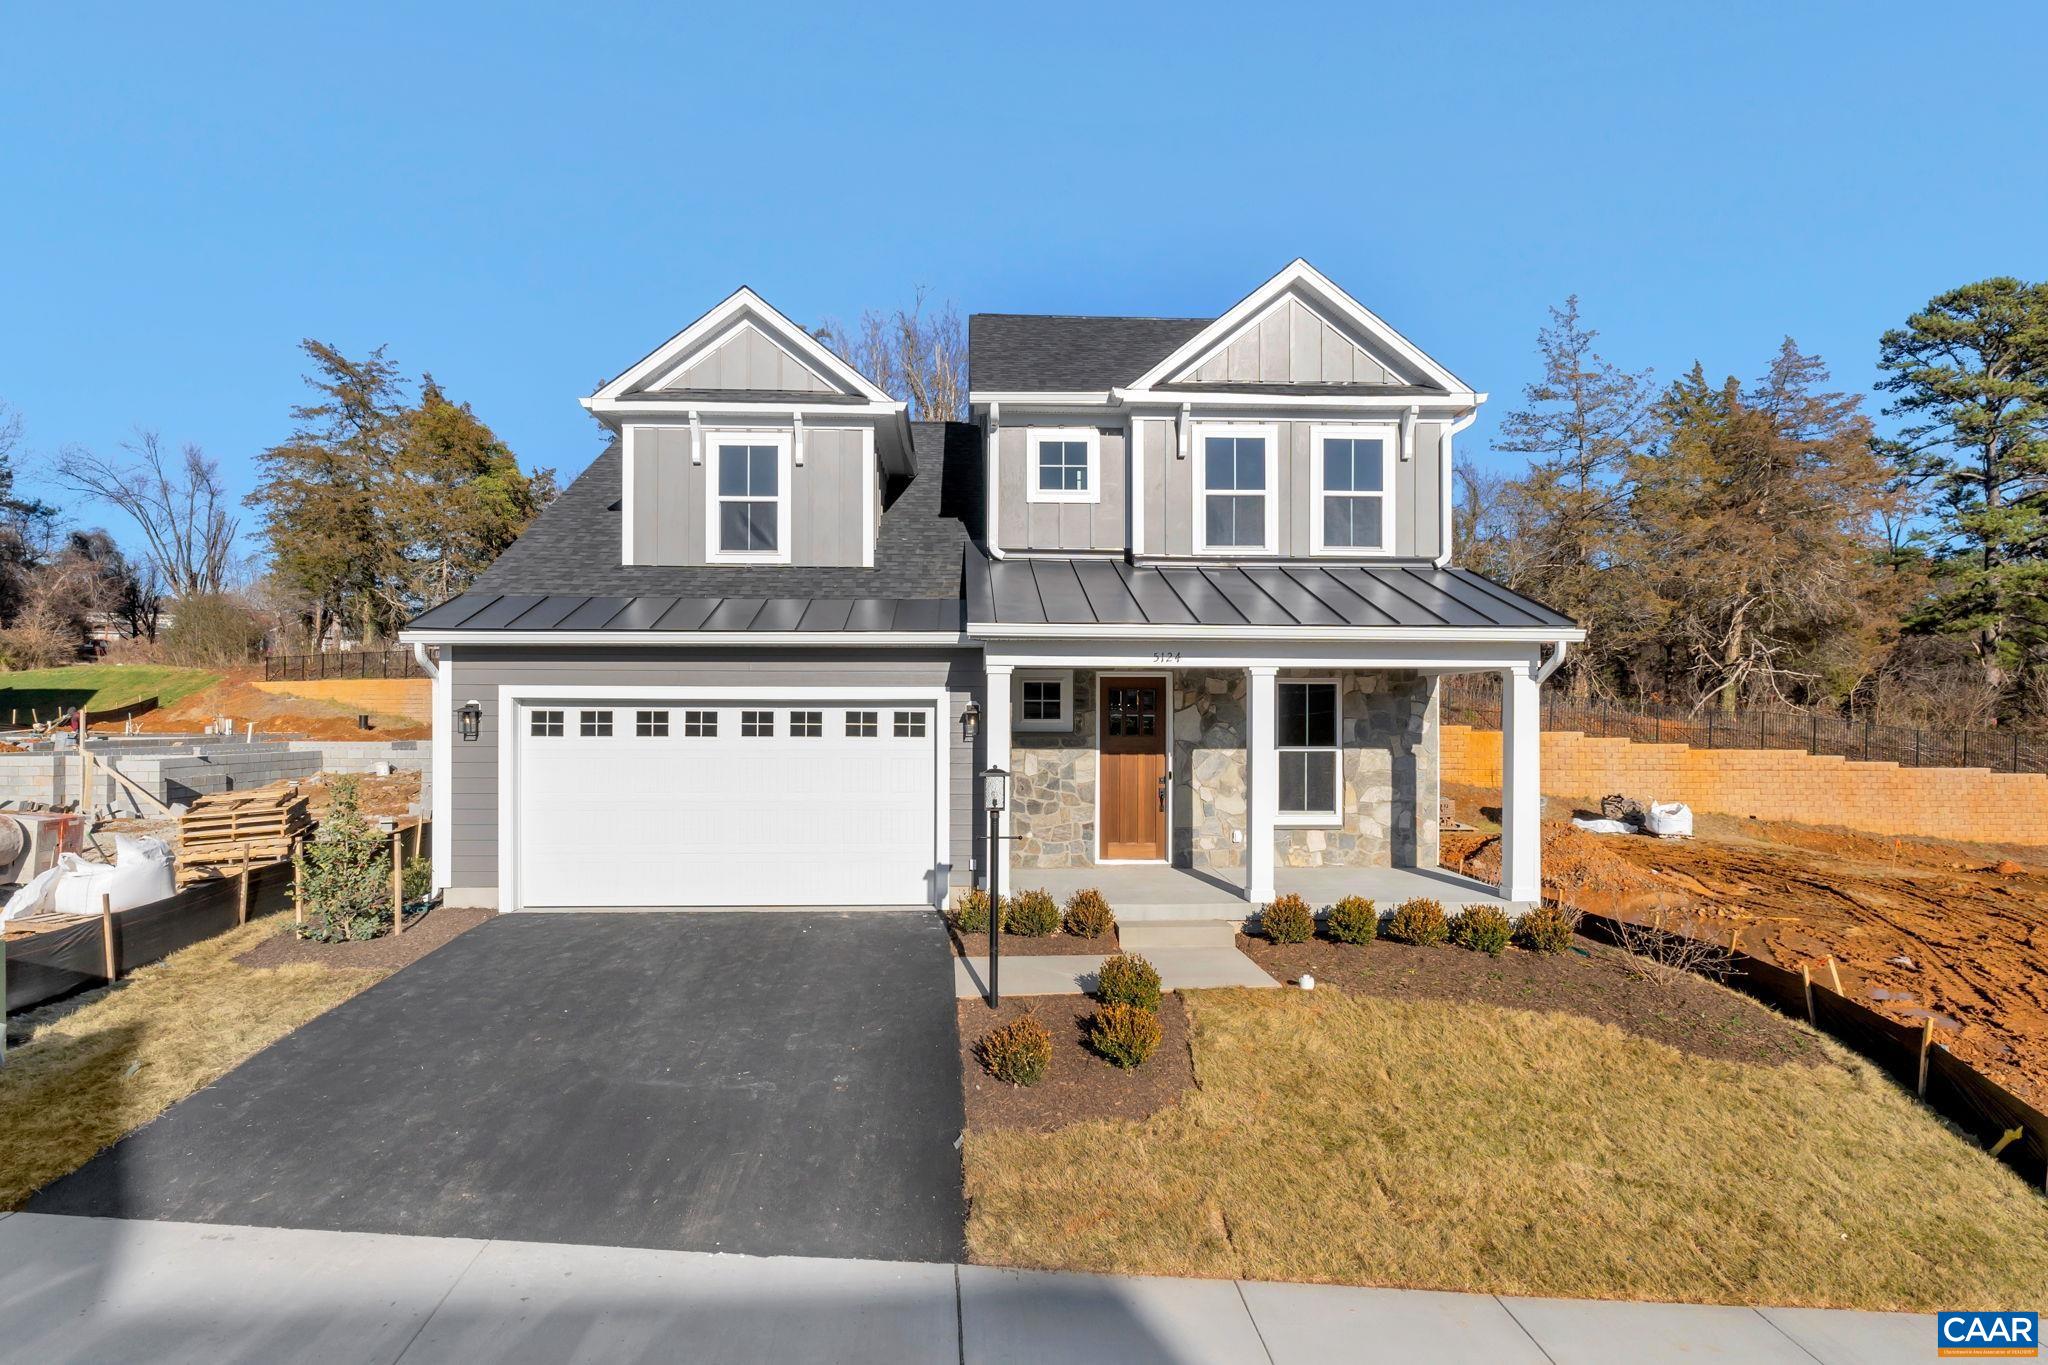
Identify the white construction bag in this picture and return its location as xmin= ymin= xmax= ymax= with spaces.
xmin=1644 ymin=802 xmax=1694 ymax=838
xmin=2 ymin=834 xmax=175 ymax=921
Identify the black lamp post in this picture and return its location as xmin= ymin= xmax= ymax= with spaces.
xmin=983 ymin=764 xmax=1008 ymax=1008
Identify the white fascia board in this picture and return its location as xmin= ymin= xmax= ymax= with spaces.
xmin=980 ymin=638 xmax=1556 ymax=672
xmin=967 ymin=622 xmax=1584 ymax=645
xmin=1127 ymin=259 xmax=1475 ymax=394
xmin=1113 ymin=387 xmax=1484 ymax=410
xmin=592 ymin=286 xmax=893 ymax=403
xmin=398 ymin=630 xmax=974 ymax=648
xmin=969 ymin=390 xmax=1117 ymax=409
xmin=583 ymin=397 xmax=903 ymax=419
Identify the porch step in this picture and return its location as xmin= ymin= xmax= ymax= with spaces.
xmin=1118 ymin=919 xmax=1243 ymax=951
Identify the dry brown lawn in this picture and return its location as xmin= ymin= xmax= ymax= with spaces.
xmin=965 ymin=986 xmax=2048 ymax=1311
xmin=0 ymin=918 xmax=385 ymax=1209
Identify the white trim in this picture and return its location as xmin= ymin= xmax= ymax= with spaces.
xmin=1116 ymin=387 xmax=1485 ymax=411
xmin=1091 ymin=670 xmax=1174 ymax=865
xmin=969 ymin=390 xmax=1116 ymax=408
xmin=1128 ymin=260 xmax=1475 ymax=394
xmin=703 ymin=430 xmax=792 ymax=565
xmin=984 ymin=402 xmax=1004 ymax=561
xmin=1191 ymin=421 xmax=1280 ymax=555
xmin=621 ymin=424 xmax=638 ymax=565
xmin=1437 ymin=409 xmax=1477 ymax=567
xmin=1498 ymin=664 xmax=1541 ymax=903
xmin=1022 ymin=426 xmax=1101 ymax=504
xmin=1128 ymin=417 xmax=1146 ymax=556
xmin=983 ymin=639 xmax=1554 ymax=673
xmin=591 ymin=287 xmax=893 ymax=404
xmin=861 ymin=425 xmax=877 ymax=568
xmin=587 ymin=397 xmax=903 ymax=420
xmin=1273 ymin=675 xmax=1341 ymax=828
xmin=984 ymin=663 xmax=1013 ymax=869
xmin=497 ymin=683 xmax=952 ymax=913
xmin=1245 ymin=665 xmax=1278 ymax=902
xmin=969 ymin=622 xmax=1583 ymax=644
xmin=401 ymin=630 xmax=972 ymax=648
xmin=431 ymin=650 xmax=452 ymax=892
xmin=1013 ymin=668 xmax=1074 ymax=733
xmin=1308 ymin=423 xmax=1397 ymax=557
xmin=645 ymin=316 xmax=840 ymax=396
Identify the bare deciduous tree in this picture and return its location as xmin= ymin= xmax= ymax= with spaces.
xmin=53 ymin=430 xmax=239 ymax=600
xmin=816 ymin=287 xmax=969 ymax=421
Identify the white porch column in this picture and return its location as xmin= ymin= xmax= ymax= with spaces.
xmin=1246 ymin=665 xmax=1278 ymax=904
xmin=1498 ymin=664 xmax=1542 ymax=904
xmin=984 ymin=664 xmax=1013 ymax=883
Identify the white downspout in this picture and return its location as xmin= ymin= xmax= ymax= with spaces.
xmin=1435 ymin=408 xmax=1479 ymax=568
xmin=985 ymin=401 xmax=1005 ymax=560
xmin=411 ymin=641 xmax=438 ymax=679
xmin=1534 ymin=639 xmax=1569 ymax=684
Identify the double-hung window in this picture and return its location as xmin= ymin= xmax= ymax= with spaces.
xmin=1195 ymin=424 xmax=1277 ymax=553
xmin=1015 ymin=670 xmax=1073 ymax=732
xmin=708 ymin=433 xmax=789 ymax=562
xmin=1276 ymin=680 xmax=1340 ymax=823
xmin=1312 ymin=426 xmax=1394 ymax=554
xmin=1025 ymin=428 xmax=1099 ymax=503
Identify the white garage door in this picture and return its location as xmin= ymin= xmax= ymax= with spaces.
xmin=515 ymin=700 xmax=938 ymax=908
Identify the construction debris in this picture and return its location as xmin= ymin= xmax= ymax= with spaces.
xmin=176 ymin=783 xmax=312 ymax=880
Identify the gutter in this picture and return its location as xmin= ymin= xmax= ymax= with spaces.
xmin=411 ymin=640 xmax=439 ymax=679
xmin=1533 ymin=639 xmax=1569 ymax=684
xmin=1434 ymin=408 xmax=1480 ymax=568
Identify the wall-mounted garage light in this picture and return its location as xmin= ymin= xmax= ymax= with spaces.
xmin=459 ymin=700 xmax=482 ymax=742
xmin=961 ymin=700 xmax=981 ymax=742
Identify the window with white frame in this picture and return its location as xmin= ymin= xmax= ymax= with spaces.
xmin=740 ymin=709 xmax=773 ymax=737
xmin=683 ymin=709 xmax=717 ymax=737
xmin=1313 ymin=426 xmax=1393 ymax=554
xmin=580 ymin=709 xmax=614 ymax=738
xmin=530 ymin=709 xmax=564 ymax=738
xmin=1195 ymin=425 xmax=1277 ymax=553
xmin=635 ymin=709 xmax=669 ymax=738
xmin=1025 ymin=428 xmax=1099 ymax=503
xmin=789 ymin=710 xmax=823 ymax=738
xmin=1276 ymin=681 xmax=1340 ymax=821
xmin=709 ymin=434 xmax=788 ymax=561
xmin=1015 ymin=670 xmax=1073 ymax=732
xmin=846 ymin=710 xmax=878 ymax=737
xmin=893 ymin=710 xmax=925 ymax=738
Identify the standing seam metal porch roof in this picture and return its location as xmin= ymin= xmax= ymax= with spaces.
xmin=966 ymin=555 xmax=1579 ymax=632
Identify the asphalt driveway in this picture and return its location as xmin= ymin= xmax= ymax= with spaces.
xmin=30 ymin=912 xmax=966 ymax=1262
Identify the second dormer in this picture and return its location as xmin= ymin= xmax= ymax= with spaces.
xmin=581 ymin=288 xmax=915 ymax=569
xmin=967 ymin=260 xmax=1485 ymax=567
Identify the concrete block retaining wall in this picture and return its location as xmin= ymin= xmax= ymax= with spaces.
xmin=0 ymin=739 xmax=429 ymax=817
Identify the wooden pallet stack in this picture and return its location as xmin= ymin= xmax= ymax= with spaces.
xmin=177 ymin=784 xmax=313 ymax=880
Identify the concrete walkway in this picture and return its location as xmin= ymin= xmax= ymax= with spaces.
xmin=953 ymin=946 xmax=1278 ymax=999
xmin=0 ymin=1213 xmax=1932 ymax=1364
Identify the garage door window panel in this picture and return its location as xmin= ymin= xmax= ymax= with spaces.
xmin=683 ymin=710 xmax=717 ymax=737
xmin=580 ymin=710 xmax=614 ymax=738
xmin=847 ymin=710 xmax=878 ymax=737
xmin=531 ymin=709 xmax=563 ymax=738
xmin=894 ymin=711 xmax=925 ymax=738
xmin=741 ymin=710 xmax=774 ymax=737
xmin=636 ymin=710 xmax=669 ymax=737
xmin=790 ymin=710 xmax=822 ymax=737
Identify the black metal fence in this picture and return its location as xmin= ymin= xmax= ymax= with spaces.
xmin=262 ymin=648 xmax=426 ymax=683
xmin=1440 ymin=675 xmax=2048 ymax=776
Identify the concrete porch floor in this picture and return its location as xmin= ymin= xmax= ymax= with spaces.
xmin=1008 ymin=863 xmax=1515 ymax=922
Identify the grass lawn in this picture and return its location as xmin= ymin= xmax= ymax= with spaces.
xmin=964 ymin=984 xmax=2048 ymax=1311
xmin=0 ymin=917 xmax=383 ymax=1208
xmin=0 ymin=663 xmax=221 ymax=720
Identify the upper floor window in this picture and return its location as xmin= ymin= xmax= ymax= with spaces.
xmin=1194 ymin=424 xmax=1278 ymax=554
xmin=707 ymin=433 xmax=789 ymax=563
xmin=1025 ymin=428 xmax=1099 ymax=504
xmin=1312 ymin=426 xmax=1393 ymax=555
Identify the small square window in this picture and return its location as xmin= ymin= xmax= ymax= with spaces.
xmin=790 ymin=710 xmax=822 ymax=738
xmin=741 ymin=709 xmax=774 ymax=738
xmin=1016 ymin=672 xmax=1073 ymax=732
xmin=683 ymin=710 xmax=717 ymax=737
xmin=846 ymin=710 xmax=878 ymax=737
xmin=580 ymin=709 xmax=613 ymax=737
xmin=530 ymin=709 xmax=564 ymax=738
xmin=635 ymin=710 xmax=668 ymax=738
xmin=893 ymin=710 xmax=925 ymax=738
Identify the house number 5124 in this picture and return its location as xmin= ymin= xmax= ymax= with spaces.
xmin=1152 ymin=651 xmax=1182 ymax=663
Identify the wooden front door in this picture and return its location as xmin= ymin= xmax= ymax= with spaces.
xmin=1099 ymin=676 xmax=1168 ymax=861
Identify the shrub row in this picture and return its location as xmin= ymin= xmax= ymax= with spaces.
xmin=950 ymin=886 xmax=1119 ymax=939
xmin=976 ymin=949 xmax=1166 ymax=1087
xmin=1258 ymin=894 xmax=1580 ymax=956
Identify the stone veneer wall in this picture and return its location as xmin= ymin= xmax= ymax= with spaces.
xmin=1011 ymin=669 xmax=1438 ymax=872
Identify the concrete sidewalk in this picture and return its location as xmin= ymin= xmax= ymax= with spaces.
xmin=0 ymin=1212 xmax=1931 ymax=1364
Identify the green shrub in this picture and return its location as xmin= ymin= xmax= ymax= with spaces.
xmin=294 ymin=776 xmax=392 ymax=943
xmin=1089 ymin=1003 xmax=1162 ymax=1069
xmin=950 ymin=887 xmax=993 ymax=935
xmin=1062 ymin=888 xmax=1116 ymax=938
xmin=978 ymin=1014 xmax=1053 ymax=1085
xmin=1515 ymin=902 xmax=1580 ymax=953
xmin=1326 ymin=896 xmax=1378 ymax=945
xmin=1260 ymin=892 xmax=1315 ymax=944
xmin=1094 ymin=953 xmax=1162 ymax=1011
xmin=1384 ymin=896 xmax=1449 ymax=946
xmin=1450 ymin=904 xmax=1515 ymax=956
xmin=1004 ymin=888 xmax=1061 ymax=937
xmin=400 ymin=854 xmax=433 ymax=905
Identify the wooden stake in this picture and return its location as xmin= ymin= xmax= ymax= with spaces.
xmin=292 ymin=836 xmax=303 ymax=927
xmin=1987 ymin=1127 xmax=2025 ymax=1159
xmin=390 ymin=830 xmax=404 ymax=936
xmin=1826 ymin=956 xmax=1842 ymax=996
xmin=1728 ymin=924 xmax=1742 ymax=958
xmin=236 ymin=854 xmax=251 ymax=927
xmin=1917 ymin=1018 xmax=1933 ymax=1096
xmin=100 ymin=893 xmax=117 ymax=981
xmin=1800 ymin=962 xmax=1814 ymax=1022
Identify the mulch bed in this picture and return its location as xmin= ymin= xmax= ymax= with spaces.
xmin=948 ymin=927 xmax=1120 ymax=958
xmin=959 ymin=993 xmax=1195 ymax=1132
xmin=1240 ymin=932 xmax=1832 ymax=1068
xmin=236 ymin=905 xmax=493 ymax=972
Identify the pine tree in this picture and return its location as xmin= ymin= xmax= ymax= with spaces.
xmin=294 ymin=775 xmax=393 ymax=942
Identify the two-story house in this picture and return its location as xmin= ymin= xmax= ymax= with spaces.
xmin=399 ymin=261 xmax=1581 ymax=919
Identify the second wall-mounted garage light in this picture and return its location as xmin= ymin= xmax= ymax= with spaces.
xmin=961 ymin=700 xmax=980 ymax=743
xmin=459 ymin=700 xmax=482 ymax=742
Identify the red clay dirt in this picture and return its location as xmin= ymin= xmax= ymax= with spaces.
xmin=1441 ymin=783 xmax=2048 ymax=1109
xmin=99 ymin=669 xmax=429 ymax=741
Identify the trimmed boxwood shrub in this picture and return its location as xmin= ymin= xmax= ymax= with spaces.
xmin=950 ymin=887 xmax=993 ymax=935
xmin=1062 ymin=888 xmax=1117 ymax=938
xmin=1326 ymin=895 xmax=1378 ymax=945
xmin=1260 ymin=892 xmax=1315 ymax=943
xmin=1095 ymin=952 xmax=1162 ymax=1011
xmin=1450 ymin=904 xmax=1515 ymax=956
xmin=1384 ymin=896 xmax=1449 ymax=946
xmin=1004 ymin=888 xmax=1061 ymax=937
xmin=1515 ymin=902 xmax=1580 ymax=953
xmin=1089 ymin=1003 xmax=1162 ymax=1069
xmin=978 ymin=1014 xmax=1053 ymax=1085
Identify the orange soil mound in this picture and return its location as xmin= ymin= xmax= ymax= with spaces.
xmin=106 ymin=671 xmax=429 ymax=741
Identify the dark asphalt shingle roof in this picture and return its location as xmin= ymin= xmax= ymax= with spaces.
xmin=967 ymin=314 xmax=1210 ymax=392
xmin=409 ymin=591 xmax=963 ymax=634
xmin=966 ymin=554 xmax=1579 ymax=632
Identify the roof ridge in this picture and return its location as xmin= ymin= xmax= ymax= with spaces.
xmin=969 ymin=312 xmax=1214 ymax=323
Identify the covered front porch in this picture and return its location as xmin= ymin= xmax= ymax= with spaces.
xmin=1016 ymin=862 xmax=1513 ymax=923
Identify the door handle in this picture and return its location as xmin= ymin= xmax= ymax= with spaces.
xmin=1157 ymin=775 xmax=1169 ymax=812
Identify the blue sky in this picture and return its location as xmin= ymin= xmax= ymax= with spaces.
xmin=4 ymin=1 xmax=2043 ymax=560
